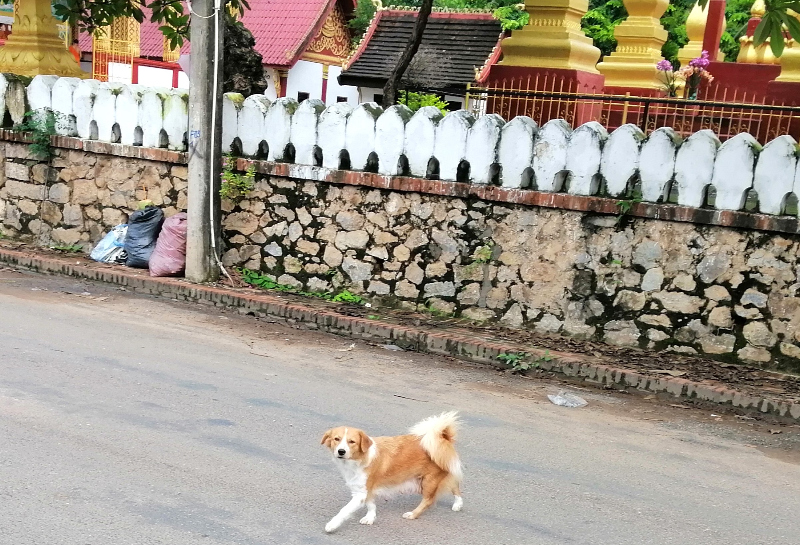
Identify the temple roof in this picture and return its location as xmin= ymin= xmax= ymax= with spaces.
xmin=339 ymin=9 xmax=503 ymax=92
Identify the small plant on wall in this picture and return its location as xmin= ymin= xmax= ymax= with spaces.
xmin=219 ymin=156 xmax=256 ymax=202
xmin=13 ymin=110 xmax=62 ymax=160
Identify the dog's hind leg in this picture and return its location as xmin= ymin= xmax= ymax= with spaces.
xmin=325 ymin=493 xmax=366 ymax=533
xmin=451 ymin=484 xmax=463 ymax=512
xmin=402 ymin=474 xmax=445 ymax=520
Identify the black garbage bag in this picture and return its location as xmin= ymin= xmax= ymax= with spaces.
xmin=125 ymin=206 xmax=165 ymax=268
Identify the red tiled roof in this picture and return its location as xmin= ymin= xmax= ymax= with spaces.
xmin=240 ymin=0 xmax=351 ymax=67
xmin=80 ymin=1 xmax=353 ymax=68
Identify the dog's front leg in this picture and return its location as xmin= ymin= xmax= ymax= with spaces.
xmin=325 ymin=493 xmax=366 ymax=533
xmin=359 ymin=499 xmax=377 ymax=525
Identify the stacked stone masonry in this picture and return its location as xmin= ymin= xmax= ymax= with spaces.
xmin=3 ymin=74 xmax=800 ymax=372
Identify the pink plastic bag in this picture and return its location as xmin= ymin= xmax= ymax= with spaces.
xmin=149 ymin=212 xmax=188 ymax=277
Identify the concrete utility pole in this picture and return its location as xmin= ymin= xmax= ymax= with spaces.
xmin=186 ymin=0 xmax=224 ymax=282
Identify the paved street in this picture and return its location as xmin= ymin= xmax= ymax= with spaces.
xmin=1 ymin=268 xmax=799 ymax=545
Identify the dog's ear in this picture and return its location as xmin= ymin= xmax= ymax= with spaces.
xmin=359 ymin=431 xmax=373 ymax=453
xmin=321 ymin=430 xmax=333 ymax=448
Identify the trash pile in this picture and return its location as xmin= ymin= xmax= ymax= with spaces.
xmin=90 ymin=203 xmax=188 ymax=277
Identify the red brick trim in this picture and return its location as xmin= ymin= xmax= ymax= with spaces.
xmin=0 ymin=245 xmax=797 ymax=422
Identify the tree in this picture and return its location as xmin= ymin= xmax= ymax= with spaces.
xmin=40 ymin=0 xmax=249 ymax=49
xmin=582 ymin=0 xmax=758 ymax=67
xmin=348 ymin=0 xmax=527 ymax=45
xmin=698 ymin=0 xmax=800 ymax=57
xmin=382 ymin=0 xmax=434 ymax=108
xmin=223 ymin=12 xmax=268 ymax=97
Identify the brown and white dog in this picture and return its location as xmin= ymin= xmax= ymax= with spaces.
xmin=320 ymin=411 xmax=463 ymax=533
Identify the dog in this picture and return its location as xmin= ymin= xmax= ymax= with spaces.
xmin=320 ymin=411 xmax=463 ymax=533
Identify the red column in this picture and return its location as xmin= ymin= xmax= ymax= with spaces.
xmin=321 ymin=64 xmax=329 ymax=104
xmin=702 ymin=0 xmax=726 ymax=61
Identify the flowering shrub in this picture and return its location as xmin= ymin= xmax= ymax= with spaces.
xmin=678 ymin=51 xmax=714 ymax=99
xmin=655 ymin=51 xmax=714 ymax=100
xmin=656 ymin=59 xmax=680 ymax=98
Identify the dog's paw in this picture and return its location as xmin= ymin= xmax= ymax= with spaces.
xmin=452 ymin=496 xmax=463 ymax=512
xmin=325 ymin=520 xmax=340 ymax=533
xmin=402 ymin=512 xmax=416 ymax=520
xmin=359 ymin=514 xmax=375 ymax=525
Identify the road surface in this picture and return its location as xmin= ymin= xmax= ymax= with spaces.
xmin=1 ymin=268 xmax=799 ymax=545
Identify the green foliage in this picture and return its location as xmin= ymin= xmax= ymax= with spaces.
xmin=398 ymin=91 xmax=449 ymax=114
xmin=699 ymin=0 xmax=800 ymax=57
xmin=582 ymin=0 xmax=757 ymax=66
xmin=616 ymin=195 xmax=642 ymax=225
xmin=349 ymin=0 xmax=378 ymax=45
xmin=492 ymin=6 xmax=529 ymax=31
xmin=497 ymin=351 xmax=553 ymax=374
xmin=582 ymin=0 xmax=627 ymax=59
xmin=219 ymin=156 xmax=255 ymax=201
xmin=51 ymin=244 xmax=83 ymax=253
xmin=240 ymin=268 xmax=365 ymax=305
xmin=223 ymin=12 xmax=268 ymax=97
xmin=331 ymin=290 xmax=364 ymax=304
xmin=12 ymin=110 xmax=61 ymax=160
xmin=34 ymin=0 xmax=252 ymax=50
xmin=471 ymin=241 xmax=495 ymax=264
xmin=348 ymin=0 xmax=526 ymax=43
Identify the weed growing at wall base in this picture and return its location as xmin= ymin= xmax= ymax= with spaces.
xmin=50 ymin=244 xmax=83 ymax=253
xmin=497 ymin=351 xmax=553 ymax=374
xmin=240 ymin=268 xmax=364 ymax=305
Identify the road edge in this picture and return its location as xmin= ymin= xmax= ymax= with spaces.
xmin=1 ymin=246 xmax=798 ymax=422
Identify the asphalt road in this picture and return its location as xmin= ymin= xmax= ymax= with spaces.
xmin=1 ymin=268 xmax=799 ymax=545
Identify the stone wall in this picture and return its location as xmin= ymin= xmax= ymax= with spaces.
xmin=4 ymin=133 xmax=799 ymax=372
xmin=220 ymin=163 xmax=800 ymax=373
xmin=0 ymin=135 xmax=186 ymax=247
xmin=3 ymin=73 xmax=800 ymax=372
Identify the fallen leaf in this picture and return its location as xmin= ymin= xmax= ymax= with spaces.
xmin=337 ymin=343 xmax=356 ymax=352
xmin=643 ymin=395 xmax=656 ymax=400
xmin=769 ymin=429 xmax=783 ymax=435
xmin=670 ymin=404 xmax=691 ymax=409
xmin=653 ymin=370 xmax=687 ymax=377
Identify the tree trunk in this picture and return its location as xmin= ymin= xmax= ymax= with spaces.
xmin=381 ymin=0 xmax=433 ymax=109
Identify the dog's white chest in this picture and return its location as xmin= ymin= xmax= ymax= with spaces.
xmin=334 ymin=458 xmax=368 ymax=495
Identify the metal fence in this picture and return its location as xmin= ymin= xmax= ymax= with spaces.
xmin=406 ymin=73 xmax=800 ymax=144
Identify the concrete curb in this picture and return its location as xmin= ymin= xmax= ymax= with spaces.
xmin=1 ymin=246 xmax=798 ymax=422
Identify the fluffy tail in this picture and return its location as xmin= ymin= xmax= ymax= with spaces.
xmin=410 ymin=411 xmax=463 ymax=482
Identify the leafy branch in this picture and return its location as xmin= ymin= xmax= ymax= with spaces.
xmin=0 ymin=0 xmax=251 ymax=50
xmin=697 ymin=0 xmax=800 ymax=57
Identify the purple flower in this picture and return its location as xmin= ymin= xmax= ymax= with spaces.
xmin=689 ymin=50 xmax=711 ymax=69
xmin=656 ymin=59 xmax=673 ymax=71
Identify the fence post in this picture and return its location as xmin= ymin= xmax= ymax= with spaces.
xmin=622 ymin=92 xmax=630 ymax=125
xmin=640 ymin=99 xmax=651 ymax=133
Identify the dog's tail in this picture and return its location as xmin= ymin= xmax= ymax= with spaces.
xmin=410 ymin=411 xmax=462 ymax=481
